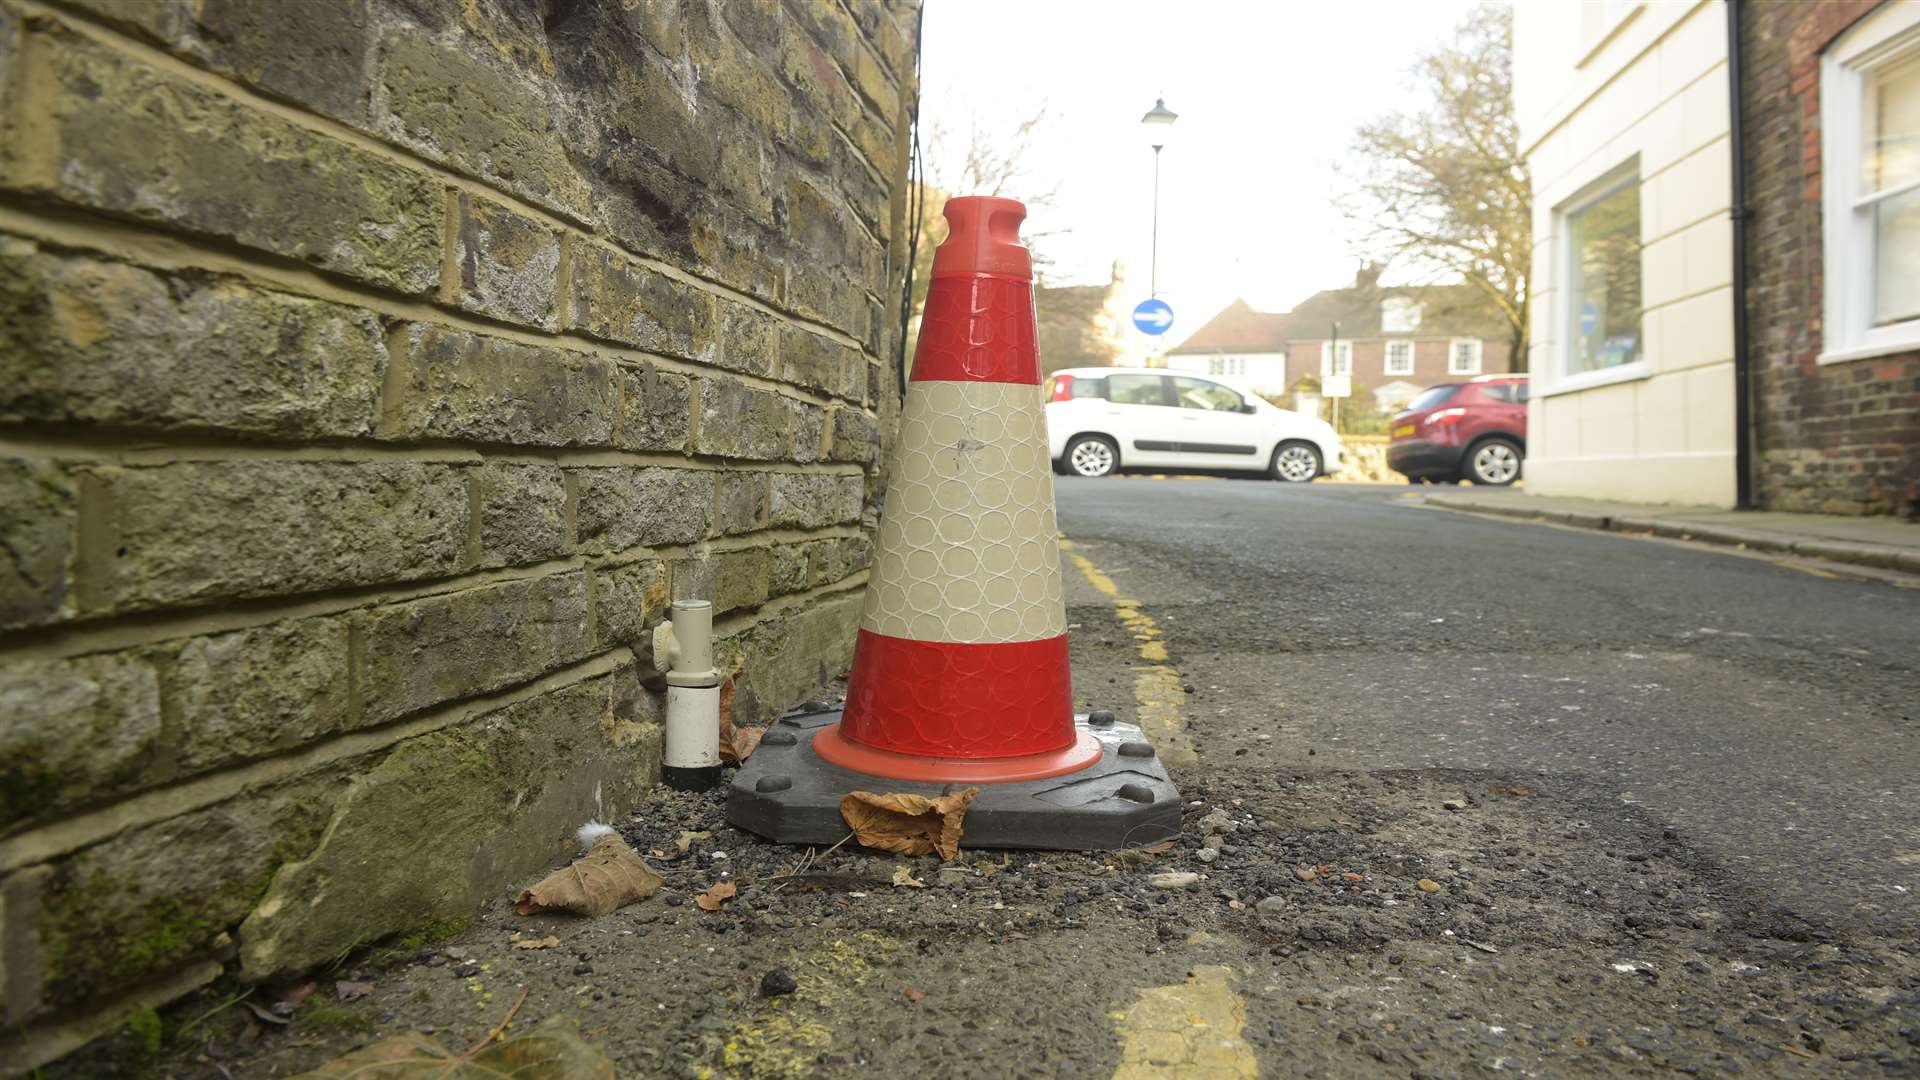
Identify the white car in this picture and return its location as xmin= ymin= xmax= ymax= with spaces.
xmin=1043 ymin=367 xmax=1343 ymax=483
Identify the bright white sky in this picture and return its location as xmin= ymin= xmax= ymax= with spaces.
xmin=917 ymin=0 xmax=1481 ymax=350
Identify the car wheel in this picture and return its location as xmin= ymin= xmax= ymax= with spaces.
xmin=1466 ymin=438 xmax=1523 ymax=486
xmin=1064 ymin=435 xmax=1118 ymax=478
xmin=1270 ymin=441 xmax=1322 ymax=483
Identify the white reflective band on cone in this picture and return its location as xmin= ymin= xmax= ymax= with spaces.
xmin=664 ymin=685 xmax=720 ymax=769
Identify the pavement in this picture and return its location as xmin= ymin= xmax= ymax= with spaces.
xmin=1421 ymin=487 xmax=1920 ymax=575
xmin=61 ymin=479 xmax=1920 ymax=1079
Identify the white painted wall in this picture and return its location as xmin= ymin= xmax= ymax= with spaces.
xmin=1515 ymin=0 xmax=1737 ymax=507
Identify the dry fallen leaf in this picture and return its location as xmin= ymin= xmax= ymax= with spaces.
xmin=891 ymin=865 xmax=926 ymax=888
xmin=694 ymin=880 xmax=737 ymax=911
xmin=1140 ymin=840 xmax=1176 ymax=855
xmin=717 ymin=679 xmax=765 ymax=763
xmin=334 ymin=980 xmax=374 ymax=1002
xmin=511 ymin=935 xmax=562 ymax=951
xmin=515 ymin=834 xmax=663 ymax=917
xmin=675 ymin=830 xmax=712 ymax=853
xmin=839 ymin=788 xmax=980 ymax=860
xmin=293 ymin=1016 xmax=613 ymax=1079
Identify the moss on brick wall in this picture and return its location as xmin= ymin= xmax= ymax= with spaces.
xmin=0 ymin=0 xmax=917 ymax=1063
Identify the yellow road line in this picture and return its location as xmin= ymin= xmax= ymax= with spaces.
xmin=1059 ymin=538 xmax=1198 ymax=767
xmin=1110 ymin=965 xmax=1259 ymax=1078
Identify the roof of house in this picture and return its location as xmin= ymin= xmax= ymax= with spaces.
xmin=1171 ymin=280 xmax=1508 ymax=354
xmin=1167 ymin=299 xmax=1294 ymax=354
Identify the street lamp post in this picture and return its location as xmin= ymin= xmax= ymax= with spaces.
xmin=1140 ymin=97 xmax=1177 ymax=298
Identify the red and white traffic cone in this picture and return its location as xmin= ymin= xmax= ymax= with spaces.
xmin=727 ymin=196 xmax=1179 ymax=849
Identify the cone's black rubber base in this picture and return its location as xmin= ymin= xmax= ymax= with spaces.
xmin=726 ymin=706 xmax=1182 ymax=850
xmin=664 ymin=764 xmax=722 ymax=792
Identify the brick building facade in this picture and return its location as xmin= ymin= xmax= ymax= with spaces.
xmin=1742 ymin=0 xmax=1920 ymax=515
xmin=0 ymin=0 xmax=917 ymax=1066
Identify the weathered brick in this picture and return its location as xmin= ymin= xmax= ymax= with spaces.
xmin=358 ymin=572 xmax=592 ymax=724
xmin=592 ymin=558 xmax=667 ymax=650
xmin=15 ymin=26 xmax=439 ymax=293
xmin=672 ymin=545 xmax=772 ymax=614
xmin=370 ymin=22 xmax=591 ymax=220
xmin=0 ymin=237 xmax=384 ymax=439
xmin=716 ymin=299 xmax=777 ymax=376
xmin=0 ymin=652 xmax=161 ymax=829
xmin=381 ymin=324 xmax=616 ymax=447
xmin=568 ymin=245 xmax=716 ymax=360
xmin=790 ymin=399 xmax=824 ymax=463
xmin=778 ymin=323 xmax=851 ymax=396
xmin=0 ymin=457 xmax=74 ymax=629
xmin=572 ymin=466 xmax=714 ymax=553
xmin=721 ymin=587 xmax=862 ymax=724
xmin=697 ymin=377 xmax=792 ymax=460
xmin=788 ymin=268 xmax=867 ymax=342
xmin=848 ymin=42 xmax=898 ymax=124
xmin=617 ymin=363 xmax=692 ymax=452
xmin=806 ymin=533 xmax=873 ymax=586
xmin=48 ymin=0 xmax=185 ymax=45
xmin=714 ymin=471 xmax=771 ymax=535
xmin=769 ymin=472 xmax=864 ymax=529
xmin=770 ymin=542 xmax=808 ymax=596
xmin=476 ymin=463 xmax=569 ymax=568
xmin=188 ymin=0 xmax=373 ymax=122
xmin=828 ymin=406 xmax=877 ymax=464
xmin=81 ymin=462 xmax=469 ymax=614
xmin=167 ymin=614 xmax=352 ymax=774
xmin=449 ymin=191 xmax=561 ymax=330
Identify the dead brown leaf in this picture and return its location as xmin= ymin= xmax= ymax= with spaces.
xmin=334 ymin=980 xmax=374 ymax=1002
xmin=675 ymin=830 xmax=711 ymax=853
xmin=890 ymin=865 xmax=926 ymax=888
xmin=694 ymin=880 xmax=737 ymax=911
xmin=276 ymin=981 xmax=318 ymax=1008
xmin=514 ymin=834 xmax=662 ymax=917
xmin=716 ymin=679 xmax=765 ymax=763
xmin=1139 ymin=840 xmax=1176 ymax=855
xmin=839 ymin=788 xmax=980 ymax=860
xmin=511 ymin=935 xmax=562 ymax=951
xmin=293 ymin=1016 xmax=612 ymax=1079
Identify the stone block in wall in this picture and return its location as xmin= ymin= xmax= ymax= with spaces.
xmin=716 ymin=299 xmax=777 ymax=377
xmin=567 ymin=245 xmax=716 ymax=361
xmin=770 ymin=542 xmax=809 ymax=597
xmin=789 ymin=400 xmax=825 ymax=463
xmin=671 ymin=546 xmax=772 ymax=615
xmin=689 ymin=202 xmax=788 ymax=308
xmin=769 ymin=472 xmax=864 ymax=529
xmin=22 ymin=763 xmax=351 ymax=1016
xmin=721 ymin=588 xmax=862 ymax=724
xmin=828 ymin=407 xmax=878 ymax=464
xmin=591 ymin=558 xmax=667 ymax=651
xmin=696 ymin=377 xmax=792 ymax=460
xmin=358 ymin=571 xmax=592 ymax=725
xmin=448 ymin=191 xmax=562 ymax=330
xmin=0 ymin=457 xmax=74 ymax=630
xmin=369 ymin=16 xmax=592 ymax=221
xmin=0 ymin=652 xmax=160 ymax=830
xmin=9 ymin=23 xmax=439 ymax=293
xmin=381 ymin=324 xmax=617 ymax=447
xmin=238 ymin=674 xmax=657 ymax=980
xmin=571 ymin=466 xmax=714 ymax=553
xmin=475 ymin=463 xmax=569 ymax=568
xmin=78 ymin=462 xmax=470 ymax=615
xmin=778 ymin=324 xmax=846 ymax=396
xmin=788 ymin=268 xmax=869 ymax=344
xmin=805 ymin=534 xmax=873 ymax=587
xmin=689 ymin=3 xmax=792 ymax=140
xmin=186 ymin=0 xmax=373 ymax=123
xmin=0 ymin=237 xmax=384 ymax=440
xmin=616 ymin=363 xmax=692 ymax=452
xmin=165 ymin=614 xmax=352 ymax=776
xmin=714 ymin=471 xmax=771 ymax=535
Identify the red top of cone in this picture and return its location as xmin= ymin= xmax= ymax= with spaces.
xmin=930 ymin=196 xmax=1032 ymax=281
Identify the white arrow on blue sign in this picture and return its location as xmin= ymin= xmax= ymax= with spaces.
xmin=1132 ymin=298 xmax=1175 ymax=336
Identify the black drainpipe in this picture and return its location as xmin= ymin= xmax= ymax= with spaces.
xmin=1727 ymin=0 xmax=1756 ymax=510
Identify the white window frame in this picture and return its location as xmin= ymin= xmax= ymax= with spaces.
xmin=1448 ymin=339 xmax=1483 ymax=375
xmin=1819 ymin=1 xmax=1920 ymax=364
xmin=1384 ymin=339 xmax=1414 ymax=375
xmin=1547 ymin=158 xmax=1649 ymax=397
xmin=1320 ymin=340 xmax=1352 ymax=376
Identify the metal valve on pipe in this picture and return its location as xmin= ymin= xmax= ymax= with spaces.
xmin=652 ymin=599 xmax=721 ymax=791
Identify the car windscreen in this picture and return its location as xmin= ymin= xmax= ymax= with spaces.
xmin=1404 ymin=385 xmax=1460 ymax=413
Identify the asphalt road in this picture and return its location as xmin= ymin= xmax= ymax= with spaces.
xmin=1056 ymin=477 xmax=1920 ymax=938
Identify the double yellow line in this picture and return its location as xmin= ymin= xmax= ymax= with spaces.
xmin=1059 ymin=538 xmax=1198 ymax=768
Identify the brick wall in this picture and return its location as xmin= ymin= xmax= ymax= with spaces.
xmin=1281 ymin=338 xmax=1516 ymax=394
xmin=0 ymin=0 xmax=916 ymax=1063
xmin=1742 ymin=0 xmax=1920 ymax=515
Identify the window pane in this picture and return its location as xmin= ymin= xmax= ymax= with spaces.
xmin=1170 ymin=377 xmax=1243 ymax=411
xmin=1864 ymin=51 xmax=1920 ymax=194
xmin=1568 ymin=178 xmax=1644 ymax=372
xmin=1404 ymin=385 xmax=1459 ymax=413
xmin=1876 ymin=185 xmax=1920 ymax=325
xmin=1107 ymin=374 xmax=1166 ymax=405
xmin=1068 ymin=376 xmax=1104 ymax=398
xmin=1385 ymin=341 xmax=1412 ymax=373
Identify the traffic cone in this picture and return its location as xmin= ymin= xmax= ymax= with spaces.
xmin=727 ymin=196 xmax=1180 ymax=849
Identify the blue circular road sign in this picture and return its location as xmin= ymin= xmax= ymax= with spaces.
xmin=1132 ymin=298 xmax=1175 ymax=336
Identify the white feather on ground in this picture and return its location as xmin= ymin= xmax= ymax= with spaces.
xmin=576 ymin=821 xmax=617 ymax=853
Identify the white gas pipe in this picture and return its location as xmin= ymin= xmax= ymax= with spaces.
xmin=652 ymin=599 xmax=721 ymax=791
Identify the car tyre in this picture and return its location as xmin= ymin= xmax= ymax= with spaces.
xmin=1270 ymin=441 xmax=1322 ymax=483
xmin=1465 ymin=437 xmax=1523 ymax=486
xmin=1064 ymin=434 xmax=1119 ymax=478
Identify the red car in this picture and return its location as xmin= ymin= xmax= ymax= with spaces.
xmin=1387 ymin=375 xmax=1529 ymax=486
